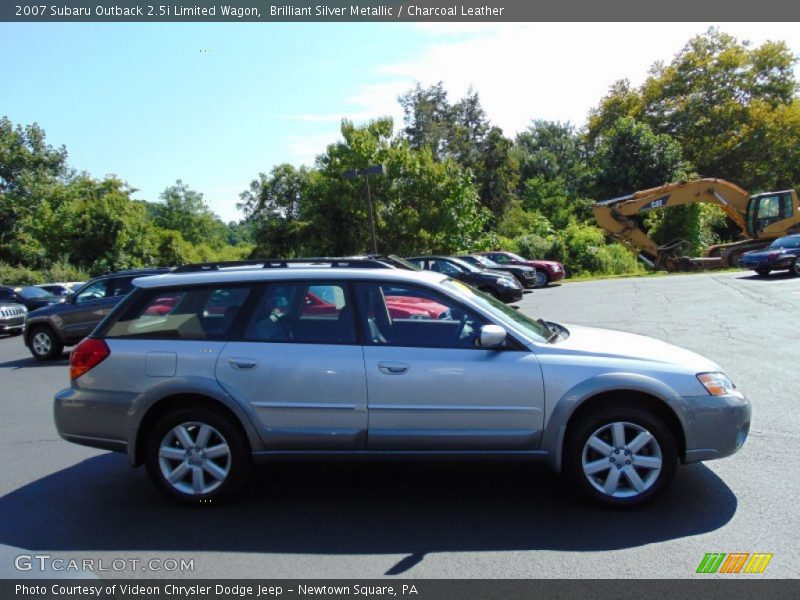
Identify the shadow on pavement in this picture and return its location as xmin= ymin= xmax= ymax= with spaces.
xmin=0 ymin=355 xmax=68 ymax=370
xmin=0 ymin=454 xmax=737 ymax=574
xmin=735 ymin=271 xmax=796 ymax=281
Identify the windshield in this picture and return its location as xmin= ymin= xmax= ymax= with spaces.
xmin=441 ymin=279 xmax=551 ymax=342
xmin=769 ymin=237 xmax=800 ymax=249
xmin=386 ymin=255 xmax=422 ymax=271
xmin=474 ymin=255 xmax=502 ymax=268
xmin=447 ymin=256 xmax=483 ymax=274
xmin=506 ymin=251 xmax=529 ymax=262
xmin=17 ymin=286 xmax=52 ymax=299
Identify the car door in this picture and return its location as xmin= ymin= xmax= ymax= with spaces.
xmin=355 ymin=281 xmax=545 ymax=451
xmin=58 ymin=278 xmax=117 ymax=341
xmin=215 ymin=281 xmax=368 ymax=450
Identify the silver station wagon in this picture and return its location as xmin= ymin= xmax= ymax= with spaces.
xmin=54 ymin=259 xmax=751 ymax=506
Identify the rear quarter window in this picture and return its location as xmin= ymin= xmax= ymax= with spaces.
xmin=105 ymin=286 xmax=252 ymax=340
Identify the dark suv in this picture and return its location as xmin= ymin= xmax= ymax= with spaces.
xmin=407 ymin=256 xmax=523 ymax=303
xmin=25 ymin=268 xmax=171 ymax=360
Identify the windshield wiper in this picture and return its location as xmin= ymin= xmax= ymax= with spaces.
xmin=537 ymin=318 xmax=560 ymax=343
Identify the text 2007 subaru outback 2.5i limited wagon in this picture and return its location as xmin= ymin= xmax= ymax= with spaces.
xmin=54 ymin=264 xmax=751 ymax=507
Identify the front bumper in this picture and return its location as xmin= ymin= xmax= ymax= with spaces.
xmin=740 ymin=257 xmax=794 ymax=270
xmin=497 ymin=286 xmax=524 ymax=303
xmin=0 ymin=317 xmax=25 ymax=334
xmin=681 ymin=392 xmax=751 ymax=463
xmin=548 ymin=268 xmax=565 ymax=282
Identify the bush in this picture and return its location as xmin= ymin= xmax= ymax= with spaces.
xmin=595 ymin=243 xmax=646 ymax=275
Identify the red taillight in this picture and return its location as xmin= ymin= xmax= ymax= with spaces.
xmin=70 ymin=338 xmax=110 ymax=380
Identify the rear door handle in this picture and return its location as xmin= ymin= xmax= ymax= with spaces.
xmin=378 ymin=362 xmax=409 ymax=375
xmin=229 ymin=357 xmax=258 ymax=370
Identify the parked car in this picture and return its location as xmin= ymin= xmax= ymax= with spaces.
xmin=406 ymin=255 xmax=523 ymax=303
xmin=37 ymin=283 xmax=73 ymax=297
xmin=457 ymin=254 xmax=537 ymax=289
xmin=478 ymin=251 xmax=565 ymax=287
xmin=54 ymin=260 xmax=750 ymax=507
xmin=0 ymin=302 xmax=27 ymax=336
xmin=0 ymin=285 xmax=65 ymax=311
xmin=739 ymin=234 xmax=800 ymax=276
xmin=24 ymin=268 xmax=171 ymax=361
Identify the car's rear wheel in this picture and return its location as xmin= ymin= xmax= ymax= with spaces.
xmin=145 ymin=408 xmax=250 ymax=503
xmin=755 ymin=267 xmax=771 ymax=277
xmin=29 ymin=326 xmax=63 ymax=361
xmin=564 ymin=404 xmax=677 ymax=507
xmin=535 ymin=271 xmax=549 ymax=288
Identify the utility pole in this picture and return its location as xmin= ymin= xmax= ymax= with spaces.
xmin=343 ymin=164 xmax=386 ymax=255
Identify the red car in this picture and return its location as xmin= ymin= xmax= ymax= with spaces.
xmin=302 ymin=291 xmax=448 ymax=320
xmin=478 ymin=251 xmax=565 ymax=287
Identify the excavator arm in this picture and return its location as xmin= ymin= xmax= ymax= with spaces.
xmin=593 ymin=178 xmax=751 ymax=268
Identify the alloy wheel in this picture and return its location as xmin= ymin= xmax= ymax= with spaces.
xmin=581 ymin=421 xmax=663 ymax=498
xmin=32 ymin=331 xmax=52 ymax=356
xmin=158 ymin=421 xmax=232 ymax=495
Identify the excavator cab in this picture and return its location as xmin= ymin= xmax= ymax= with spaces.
xmin=745 ymin=191 xmax=796 ymax=238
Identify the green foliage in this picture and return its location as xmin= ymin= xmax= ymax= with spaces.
xmin=0 ymin=261 xmax=90 ymax=286
xmin=589 ymin=28 xmax=799 ymax=191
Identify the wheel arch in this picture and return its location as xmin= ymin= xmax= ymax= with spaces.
xmin=542 ymin=373 xmax=687 ymax=471
xmin=131 ymin=392 xmax=257 ymax=467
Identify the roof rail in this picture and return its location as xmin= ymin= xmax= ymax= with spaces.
xmin=173 ymin=255 xmax=416 ymax=273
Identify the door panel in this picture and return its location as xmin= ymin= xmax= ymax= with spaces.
xmin=354 ymin=281 xmax=545 ymax=451
xmin=364 ymin=346 xmax=544 ymax=450
xmin=214 ymin=280 xmax=367 ymax=450
xmin=215 ymin=342 xmax=368 ymax=450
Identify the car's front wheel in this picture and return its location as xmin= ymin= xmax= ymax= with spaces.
xmin=755 ymin=267 xmax=771 ymax=277
xmin=564 ymin=404 xmax=677 ymax=507
xmin=792 ymin=258 xmax=800 ymax=277
xmin=28 ymin=326 xmax=63 ymax=361
xmin=145 ymin=408 xmax=251 ymax=503
xmin=535 ymin=270 xmax=549 ymax=288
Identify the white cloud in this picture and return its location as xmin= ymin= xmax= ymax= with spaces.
xmin=344 ymin=23 xmax=800 ymax=136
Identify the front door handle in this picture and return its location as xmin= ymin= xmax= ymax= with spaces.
xmin=229 ymin=357 xmax=258 ymax=370
xmin=378 ymin=362 xmax=409 ymax=375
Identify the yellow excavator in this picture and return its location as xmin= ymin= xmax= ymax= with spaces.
xmin=593 ymin=178 xmax=800 ymax=271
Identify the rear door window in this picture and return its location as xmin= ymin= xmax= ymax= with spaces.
xmin=244 ymin=282 xmax=356 ymax=345
xmin=106 ymin=286 xmax=252 ymax=340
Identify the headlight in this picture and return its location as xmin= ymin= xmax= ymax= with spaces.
xmin=697 ymin=372 xmax=740 ymax=396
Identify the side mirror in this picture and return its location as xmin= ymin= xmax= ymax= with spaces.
xmin=479 ymin=324 xmax=507 ymax=348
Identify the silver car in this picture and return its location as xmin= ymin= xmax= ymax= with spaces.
xmin=54 ymin=264 xmax=751 ymax=507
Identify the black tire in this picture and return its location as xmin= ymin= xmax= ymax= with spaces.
xmin=755 ymin=267 xmax=771 ymax=277
xmin=564 ymin=402 xmax=677 ymax=508
xmin=792 ymin=258 xmax=800 ymax=277
xmin=28 ymin=325 xmax=64 ymax=361
xmin=535 ymin=270 xmax=549 ymax=288
xmin=145 ymin=408 xmax=251 ymax=504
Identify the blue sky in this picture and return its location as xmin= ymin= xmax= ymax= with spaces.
xmin=2 ymin=22 xmax=798 ymax=222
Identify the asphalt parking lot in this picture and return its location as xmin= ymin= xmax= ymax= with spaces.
xmin=0 ymin=270 xmax=798 ymax=579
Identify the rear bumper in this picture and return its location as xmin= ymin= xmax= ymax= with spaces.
xmin=681 ymin=392 xmax=751 ymax=463
xmin=54 ymin=387 xmax=129 ymax=453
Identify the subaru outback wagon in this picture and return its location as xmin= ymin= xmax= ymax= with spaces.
xmin=54 ymin=261 xmax=751 ymax=507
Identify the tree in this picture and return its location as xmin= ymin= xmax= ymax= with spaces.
xmin=514 ymin=120 xmax=590 ymax=196
xmin=0 ymin=117 xmax=68 ymax=265
xmin=588 ymin=29 xmax=799 ymax=191
xmin=154 ymin=180 xmax=227 ymax=246
xmin=591 ymin=117 xmax=699 ymax=253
